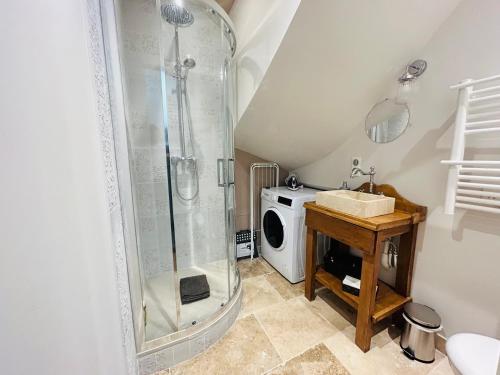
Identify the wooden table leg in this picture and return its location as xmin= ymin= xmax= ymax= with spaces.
xmin=395 ymin=224 xmax=418 ymax=297
xmin=304 ymin=227 xmax=317 ymax=301
xmin=355 ymin=235 xmax=384 ymax=352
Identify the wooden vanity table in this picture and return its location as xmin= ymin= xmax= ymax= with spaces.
xmin=304 ymin=183 xmax=427 ymax=352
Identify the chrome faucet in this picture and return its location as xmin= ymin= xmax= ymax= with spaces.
xmin=350 ymin=166 xmax=376 ymax=193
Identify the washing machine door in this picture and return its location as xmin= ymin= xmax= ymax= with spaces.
xmin=262 ymin=207 xmax=286 ymax=251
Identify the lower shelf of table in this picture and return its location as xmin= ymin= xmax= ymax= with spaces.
xmin=315 ymin=267 xmax=411 ymax=323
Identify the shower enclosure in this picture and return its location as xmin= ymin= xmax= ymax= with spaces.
xmin=103 ymin=0 xmax=239 ymax=354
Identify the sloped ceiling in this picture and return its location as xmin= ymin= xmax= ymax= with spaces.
xmin=230 ymin=0 xmax=301 ymax=118
xmin=234 ymin=0 xmax=462 ymax=170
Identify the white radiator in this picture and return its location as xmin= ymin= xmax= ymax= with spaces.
xmin=442 ymin=74 xmax=500 ymax=214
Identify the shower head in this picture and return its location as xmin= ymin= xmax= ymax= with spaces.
xmin=183 ymin=56 xmax=196 ymax=69
xmin=161 ymin=2 xmax=194 ymax=27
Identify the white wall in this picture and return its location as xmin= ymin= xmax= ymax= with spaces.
xmin=235 ymin=0 xmax=461 ymax=169
xmin=296 ymin=0 xmax=500 ymax=338
xmin=0 ymin=1 xmax=128 ymax=374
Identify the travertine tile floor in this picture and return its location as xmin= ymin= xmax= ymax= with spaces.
xmin=157 ymin=258 xmax=454 ymax=375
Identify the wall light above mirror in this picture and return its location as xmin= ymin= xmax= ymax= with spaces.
xmin=365 ymin=60 xmax=427 ymax=143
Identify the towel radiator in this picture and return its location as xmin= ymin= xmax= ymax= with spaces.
xmin=442 ymin=74 xmax=500 ymax=214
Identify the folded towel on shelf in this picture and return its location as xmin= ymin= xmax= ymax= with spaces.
xmin=180 ymin=274 xmax=210 ymax=304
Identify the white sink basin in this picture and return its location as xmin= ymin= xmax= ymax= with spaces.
xmin=315 ymin=190 xmax=395 ymax=218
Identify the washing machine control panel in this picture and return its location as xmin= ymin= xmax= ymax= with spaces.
xmin=262 ymin=191 xmax=294 ymax=208
xmin=262 ymin=187 xmax=319 ymax=210
xmin=261 ymin=190 xmax=273 ymax=201
xmin=277 ymin=196 xmax=292 ymax=206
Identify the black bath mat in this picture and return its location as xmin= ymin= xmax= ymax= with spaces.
xmin=180 ymin=274 xmax=210 ymax=304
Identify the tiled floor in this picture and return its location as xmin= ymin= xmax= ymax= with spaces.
xmin=158 ymin=258 xmax=454 ymax=375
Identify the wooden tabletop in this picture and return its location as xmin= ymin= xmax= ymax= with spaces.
xmin=303 ymin=201 xmax=413 ymax=231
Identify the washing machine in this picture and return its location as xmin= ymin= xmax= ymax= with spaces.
xmin=260 ymin=187 xmax=319 ymax=283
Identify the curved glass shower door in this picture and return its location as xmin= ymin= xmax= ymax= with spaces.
xmin=161 ymin=0 xmax=237 ymax=331
xmin=109 ymin=0 xmax=238 ymax=346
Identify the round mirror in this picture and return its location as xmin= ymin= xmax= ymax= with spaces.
xmin=365 ymin=98 xmax=410 ymax=143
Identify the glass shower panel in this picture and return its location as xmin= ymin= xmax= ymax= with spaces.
xmin=113 ymin=0 xmax=178 ymax=341
xmin=160 ymin=3 xmax=233 ymax=330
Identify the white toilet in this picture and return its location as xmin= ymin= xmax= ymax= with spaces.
xmin=446 ymin=333 xmax=500 ymax=375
